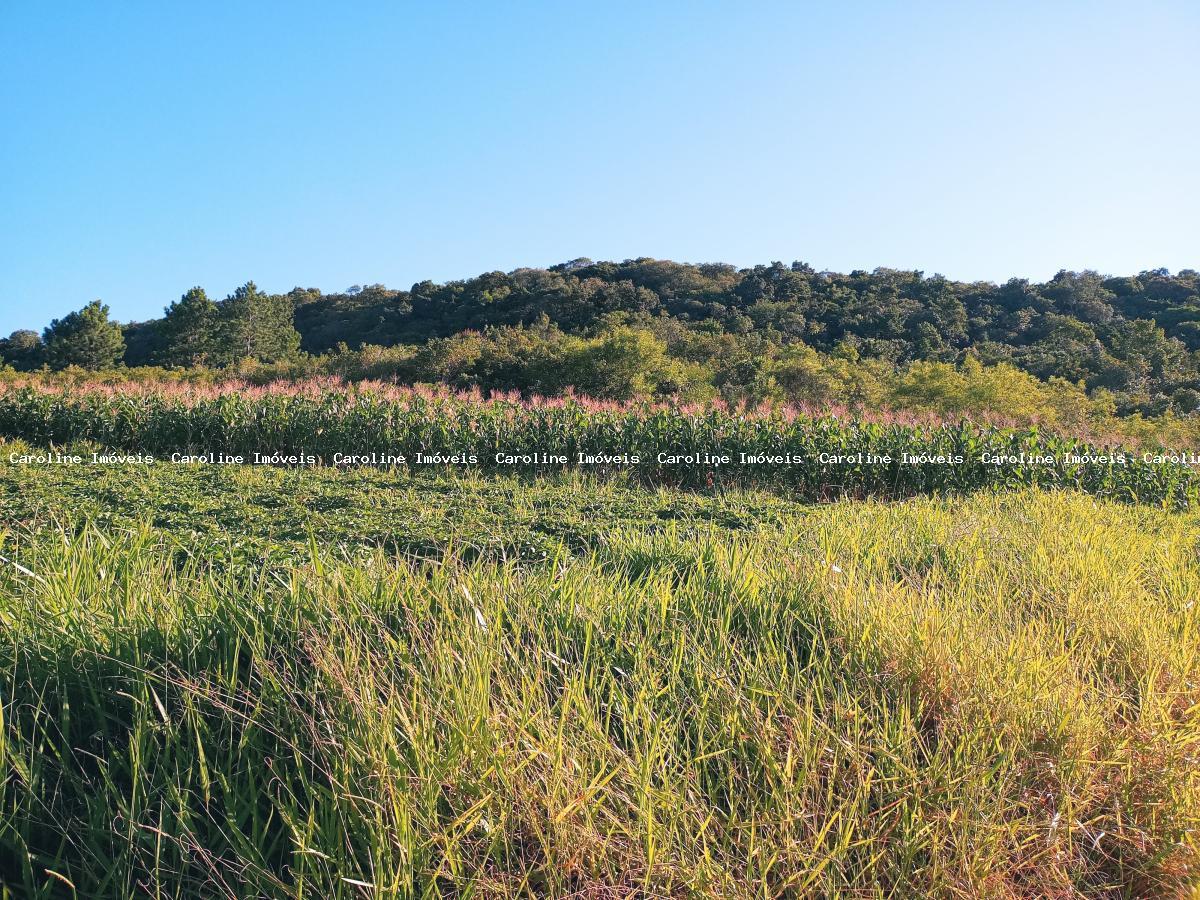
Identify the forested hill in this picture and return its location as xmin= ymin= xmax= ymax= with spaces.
xmin=284 ymin=261 xmax=1200 ymax=365
xmin=4 ymin=259 xmax=1200 ymax=417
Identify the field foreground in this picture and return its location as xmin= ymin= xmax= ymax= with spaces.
xmin=0 ymin=484 xmax=1198 ymax=897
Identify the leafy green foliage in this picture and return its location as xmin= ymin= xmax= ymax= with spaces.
xmin=214 ymin=281 xmax=301 ymax=365
xmin=41 ymin=300 xmax=126 ymax=370
xmin=157 ymin=287 xmax=218 ymax=366
xmin=272 ymin=262 xmax=1200 ymax=415
xmin=0 ymin=330 xmax=43 ymax=369
xmin=9 ymin=261 xmax=1200 ymax=419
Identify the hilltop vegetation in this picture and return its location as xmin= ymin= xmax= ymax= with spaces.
xmin=3 ymin=261 xmax=1200 ymax=429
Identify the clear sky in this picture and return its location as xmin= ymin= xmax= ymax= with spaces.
xmin=1 ymin=1 xmax=1197 ymax=335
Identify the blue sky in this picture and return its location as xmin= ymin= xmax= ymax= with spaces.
xmin=1 ymin=1 xmax=1197 ymax=335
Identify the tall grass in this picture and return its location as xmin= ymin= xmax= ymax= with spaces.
xmin=1 ymin=491 xmax=1197 ymax=896
xmin=0 ymin=383 xmax=1196 ymax=507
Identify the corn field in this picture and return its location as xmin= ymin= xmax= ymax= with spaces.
xmin=0 ymin=383 xmax=1196 ymax=507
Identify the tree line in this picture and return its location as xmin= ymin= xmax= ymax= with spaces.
xmin=1 ymin=282 xmax=298 ymax=372
xmin=3 ymin=259 xmax=1199 ymax=417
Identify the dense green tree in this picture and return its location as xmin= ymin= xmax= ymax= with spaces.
xmin=554 ymin=326 xmax=709 ymax=400
xmin=158 ymin=287 xmax=218 ymax=366
xmin=42 ymin=301 xmax=126 ymax=370
xmin=0 ymin=330 xmax=44 ymax=370
xmin=1111 ymin=319 xmax=1187 ymax=382
xmin=216 ymin=282 xmax=301 ymax=364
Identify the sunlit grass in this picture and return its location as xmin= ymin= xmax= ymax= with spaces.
xmin=0 ymin=490 xmax=1196 ymax=897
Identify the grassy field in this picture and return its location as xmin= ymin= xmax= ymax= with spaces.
xmin=0 ymin=441 xmax=797 ymax=564
xmin=0 ymin=449 xmax=1198 ymax=897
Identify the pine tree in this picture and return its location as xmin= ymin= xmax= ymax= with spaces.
xmin=42 ymin=300 xmax=126 ymax=370
xmin=158 ymin=287 xmax=217 ymax=366
xmin=217 ymin=282 xmax=301 ymax=364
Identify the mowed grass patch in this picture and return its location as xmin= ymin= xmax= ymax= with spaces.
xmin=0 ymin=491 xmax=1197 ymax=897
xmin=0 ymin=443 xmax=795 ymax=562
